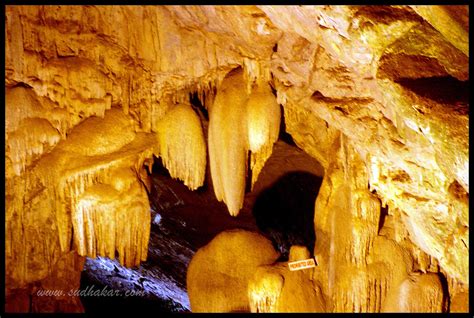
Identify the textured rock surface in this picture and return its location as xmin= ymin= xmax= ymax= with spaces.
xmin=382 ymin=272 xmax=446 ymax=312
xmin=186 ymin=230 xmax=279 ymax=312
xmin=5 ymin=5 xmax=468 ymax=313
xmin=5 ymin=252 xmax=85 ymax=313
xmin=208 ymin=69 xmax=250 ymax=216
xmin=312 ymin=136 xmax=413 ymax=312
xmin=156 ymin=102 xmax=206 ymax=190
xmin=208 ymin=68 xmax=280 ymax=215
xmin=249 ymin=246 xmax=326 ymax=313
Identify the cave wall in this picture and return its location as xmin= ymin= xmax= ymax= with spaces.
xmin=5 ymin=5 xmax=468 ymax=312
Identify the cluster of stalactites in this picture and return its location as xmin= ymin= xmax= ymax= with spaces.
xmin=150 ymin=75 xmax=224 ymax=132
xmin=156 ymin=102 xmax=207 ymax=190
xmin=72 ymin=167 xmax=150 ymax=268
xmin=29 ymin=108 xmax=156 ymax=267
xmin=208 ymin=67 xmax=280 ymax=216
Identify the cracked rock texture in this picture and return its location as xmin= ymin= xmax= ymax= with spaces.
xmin=5 ymin=5 xmax=468 ymax=313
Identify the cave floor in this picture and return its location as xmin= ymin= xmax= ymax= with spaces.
xmin=80 ymin=140 xmax=324 ymax=313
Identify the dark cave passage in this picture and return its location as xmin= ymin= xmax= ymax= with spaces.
xmin=252 ymin=171 xmax=322 ymax=260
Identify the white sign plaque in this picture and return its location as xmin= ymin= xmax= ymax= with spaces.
xmin=288 ymin=258 xmax=317 ymax=271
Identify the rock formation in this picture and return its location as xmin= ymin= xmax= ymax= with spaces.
xmin=156 ymin=102 xmax=207 ymax=190
xmin=186 ymin=230 xmax=279 ymax=312
xmin=208 ymin=67 xmax=280 ymax=215
xmin=5 ymin=5 xmax=468 ymax=313
xmin=248 ymin=245 xmax=326 ymax=313
xmin=382 ymin=272 xmax=446 ymax=312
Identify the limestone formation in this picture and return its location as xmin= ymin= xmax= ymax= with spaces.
xmin=5 ymin=251 xmax=85 ymax=313
xmin=248 ymin=269 xmax=284 ymax=313
xmin=248 ymin=245 xmax=325 ymax=313
xmin=382 ymin=272 xmax=446 ymax=312
xmin=156 ymin=102 xmax=207 ymax=190
xmin=72 ymin=170 xmax=150 ymax=267
xmin=5 ymin=5 xmax=468 ymax=313
xmin=208 ymin=68 xmax=280 ymax=215
xmin=246 ymin=81 xmax=281 ymax=189
xmin=187 ymin=230 xmax=280 ymax=312
xmin=450 ymin=291 xmax=469 ymax=313
xmin=208 ymin=68 xmax=250 ymax=216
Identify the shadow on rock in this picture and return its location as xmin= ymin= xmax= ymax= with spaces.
xmin=252 ymin=171 xmax=323 ymax=260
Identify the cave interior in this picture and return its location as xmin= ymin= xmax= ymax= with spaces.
xmin=4 ymin=5 xmax=469 ymax=314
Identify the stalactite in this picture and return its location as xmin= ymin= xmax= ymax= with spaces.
xmin=31 ymin=109 xmax=156 ymax=256
xmin=208 ymin=65 xmax=281 ymax=214
xmin=194 ymin=76 xmax=219 ymax=109
xmin=153 ymin=70 xmax=226 ymax=126
xmin=242 ymin=58 xmax=271 ymax=94
xmin=208 ymin=68 xmax=249 ymax=216
xmin=244 ymin=57 xmax=280 ymax=190
xmin=5 ymin=5 xmax=469 ymax=313
xmin=246 ymin=82 xmax=280 ymax=189
xmin=156 ymin=103 xmax=206 ymax=190
xmin=72 ymin=168 xmax=150 ymax=267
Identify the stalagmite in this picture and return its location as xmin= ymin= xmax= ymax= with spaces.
xmin=187 ymin=230 xmax=279 ymax=312
xmin=156 ymin=103 xmax=206 ymax=190
xmin=248 ymin=246 xmax=326 ymax=313
xmin=208 ymin=68 xmax=250 ymax=216
xmin=382 ymin=272 xmax=445 ymax=312
xmin=248 ymin=270 xmax=284 ymax=313
xmin=312 ymin=137 xmax=418 ymax=313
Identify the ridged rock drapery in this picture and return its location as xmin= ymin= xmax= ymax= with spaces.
xmin=156 ymin=102 xmax=207 ymax=190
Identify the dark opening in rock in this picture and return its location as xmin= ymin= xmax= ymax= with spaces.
xmin=252 ymin=171 xmax=323 ymax=260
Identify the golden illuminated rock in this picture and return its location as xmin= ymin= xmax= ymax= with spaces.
xmin=382 ymin=272 xmax=446 ymax=312
xmin=410 ymin=5 xmax=469 ymax=57
xmin=187 ymin=230 xmax=279 ymax=312
xmin=208 ymin=68 xmax=250 ymax=216
xmin=311 ymin=137 xmax=414 ymax=312
xmin=5 ymin=4 xmax=468 ymax=313
xmin=246 ymin=81 xmax=281 ymax=189
xmin=208 ymin=68 xmax=280 ymax=215
xmin=450 ymin=291 xmax=469 ymax=313
xmin=248 ymin=269 xmax=284 ymax=313
xmin=156 ymin=102 xmax=207 ymax=190
xmin=72 ymin=170 xmax=150 ymax=267
xmin=5 ymin=252 xmax=85 ymax=313
xmin=248 ymin=246 xmax=325 ymax=313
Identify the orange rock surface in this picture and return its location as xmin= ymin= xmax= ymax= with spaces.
xmin=5 ymin=5 xmax=468 ymax=313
